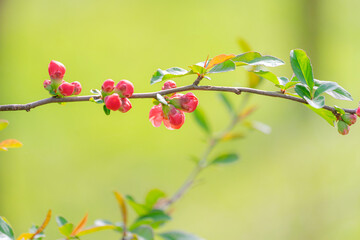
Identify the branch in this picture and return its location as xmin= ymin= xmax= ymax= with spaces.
xmin=0 ymin=84 xmax=356 ymax=114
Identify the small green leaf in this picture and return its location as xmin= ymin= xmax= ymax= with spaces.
xmin=126 ymin=196 xmax=149 ymax=216
xmin=145 ymin=189 xmax=166 ymax=209
xmin=290 ymin=49 xmax=314 ymax=91
xmin=208 ymin=60 xmax=236 ymax=74
xmin=158 ymin=231 xmax=204 ymax=240
xmin=304 ymin=95 xmax=325 ymax=109
xmin=0 ymin=217 xmax=14 ymax=240
xmin=277 ymin=77 xmax=289 ymax=86
xmin=218 ymin=93 xmax=234 ymax=115
xmin=103 ymin=105 xmax=111 ymax=115
xmin=77 ymin=225 xmax=116 ymax=237
xmin=156 ymin=94 xmax=168 ymax=106
xmin=314 ymin=81 xmax=338 ymax=99
xmin=131 ymin=210 xmax=171 ymax=230
xmin=29 ymin=225 xmax=45 ymax=239
xmin=211 ymin=153 xmax=239 ymax=165
xmin=58 ymin=223 xmax=74 ymax=237
xmin=253 ymin=70 xmax=279 ymax=85
xmin=0 ymin=120 xmax=9 ymax=131
xmin=56 ymin=216 xmax=68 ymax=227
xmin=132 ymin=226 xmax=154 ymax=240
xmin=232 ymin=52 xmax=262 ymax=66
xmin=193 ymin=108 xmax=211 ymax=134
xmin=294 ymin=84 xmax=311 ymax=99
xmin=90 ymin=89 xmax=101 ymax=95
xmin=150 ymin=68 xmax=189 ymax=85
xmin=314 ymin=80 xmax=353 ymax=101
xmin=334 ymin=105 xmax=346 ymax=115
xmin=305 ymin=105 xmax=337 ymax=126
xmin=188 ymin=65 xmax=207 ymax=75
xmin=247 ymin=55 xmax=284 ymax=67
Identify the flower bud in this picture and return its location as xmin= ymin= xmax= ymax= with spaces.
xmin=162 ymin=80 xmax=177 ymax=90
xmin=337 ymin=120 xmax=350 ymax=135
xmin=115 ymin=80 xmax=134 ymax=98
xmin=58 ymin=82 xmax=75 ymax=96
xmin=102 ymin=79 xmax=115 ymax=93
xmin=71 ymin=81 xmax=82 ymax=95
xmin=48 ymin=60 xmax=66 ymax=80
xmin=43 ymin=80 xmax=52 ymax=91
xmin=164 ymin=105 xmax=185 ymax=130
xmin=104 ymin=93 xmax=121 ymax=111
xmin=356 ymin=105 xmax=360 ymax=117
xmin=341 ymin=113 xmax=357 ymax=126
xmin=119 ymin=98 xmax=132 ymax=113
xmin=169 ymin=92 xmax=198 ymax=113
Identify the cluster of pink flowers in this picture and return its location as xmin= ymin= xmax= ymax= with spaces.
xmin=149 ymin=80 xmax=198 ymax=130
xmin=337 ymin=105 xmax=359 ymax=135
xmin=101 ymin=79 xmax=134 ymax=113
xmin=43 ymin=60 xmax=82 ymax=97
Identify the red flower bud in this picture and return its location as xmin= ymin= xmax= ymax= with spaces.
xmin=356 ymin=105 xmax=360 ymax=117
xmin=102 ymin=79 xmax=115 ymax=93
xmin=58 ymin=82 xmax=75 ymax=96
xmin=71 ymin=81 xmax=82 ymax=95
xmin=169 ymin=92 xmax=198 ymax=113
xmin=337 ymin=120 xmax=350 ymax=135
xmin=149 ymin=104 xmax=164 ymax=127
xmin=119 ymin=98 xmax=132 ymax=113
xmin=341 ymin=113 xmax=357 ymax=126
xmin=115 ymin=80 xmax=134 ymax=98
xmin=179 ymin=92 xmax=198 ymax=113
xmin=162 ymin=80 xmax=177 ymax=90
xmin=48 ymin=60 xmax=66 ymax=80
xmin=163 ymin=105 xmax=185 ymax=130
xmin=104 ymin=93 xmax=121 ymax=111
xmin=43 ymin=80 xmax=52 ymax=91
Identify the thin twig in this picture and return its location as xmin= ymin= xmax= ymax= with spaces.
xmin=0 ymin=84 xmax=356 ymax=114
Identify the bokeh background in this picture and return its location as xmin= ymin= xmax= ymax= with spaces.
xmin=1 ymin=0 xmax=360 ymax=239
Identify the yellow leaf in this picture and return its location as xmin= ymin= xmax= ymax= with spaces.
xmin=206 ymin=54 xmax=235 ymax=69
xmin=0 ymin=139 xmax=23 ymax=149
xmin=77 ymin=225 xmax=116 ymax=236
xmin=30 ymin=210 xmax=51 ymax=240
xmin=0 ymin=120 xmax=9 ymax=131
xmin=71 ymin=213 xmax=88 ymax=237
xmin=16 ymin=233 xmax=33 ymax=240
xmin=114 ymin=191 xmax=127 ymax=227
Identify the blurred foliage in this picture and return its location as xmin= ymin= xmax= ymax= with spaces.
xmin=1 ymin=0 xmax=360 ymax=240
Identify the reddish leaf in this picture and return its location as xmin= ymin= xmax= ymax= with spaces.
xmin=206 ymin=54 xmax=235 ymax=69
xmin=71 ymin=213 xmax=88 ymax=237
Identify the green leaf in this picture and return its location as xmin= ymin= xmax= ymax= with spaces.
xmin=59 ymin=224 xmax=74 ymax=237
xmin=290 ymin=49 xmax=314 ymax=91
xmin=294 ymin=84 xmax=311 ymax=99
xmin=93 ymin=98 xmax=104 ymax=104
xmin=103 ymin=105 xmax=111 ymax=115
xmin=247 ymin=55 xmax=284 ymax=67
xmin=150 ymin=67 xmax=189 ymax=85
xmin=131 ymin=210 xmax=171 ymax=230
xmin=126 ymin=195 xmax=149 ymax=216
xmin=0 ymin=217 xmax=14 ymax=240
xmin=211 ymin=153 xmax=239 ymax=165
xmin=277 ymin=77 xmax=289 ymax=86
xmin=218 ymin=93 xmax=234 ymax=114
xmin=193 ymin=108 xmax=211 ymax=134
xmin=314 ymin=80 xmax=353 ymax=101
xmin=304 ymin=95 xmax=325 ymax=109
xmin=158 ymin=231 xmax=204 ymax=240
xmin=56 ymin=216 xmax=68 ymax=227
xmin=145 ymin=189 xmax=166 ymax=209
xmin=208 ymin=60 xmax=235 ymax=74
xmin=90 ymin=89 xmax=101 ymax=95
xmin=0 ymin=120 xmax=9 ymax=131
xmin=232 ymin=52 xmax=262 ymax=66
xmin=334 ymin=105 xmax=346 ymax=115
xmin=132 ymin=226 xmax=154 ymax=240
xmin=305 ymin=105 xmax=336 ymax=126
xmin=188 ymin=65 xmax=207 ymax=75
xmin=29 ymin=225 xmax=45 ymax=239
xmin=314 ymin=81 xmax=338 ymax=99
xmin=253 ymin=70 xmax=279 ymax=85
xmin=156 ymin=94 xmax=168 ymax=106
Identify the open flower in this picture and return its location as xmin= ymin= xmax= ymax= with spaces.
xmin=149 ymin=104 xmax=185 ymax=130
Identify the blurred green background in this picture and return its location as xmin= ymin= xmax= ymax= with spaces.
xmin=1 ymin=0 xmax=360 ymax=239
